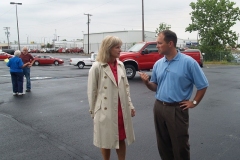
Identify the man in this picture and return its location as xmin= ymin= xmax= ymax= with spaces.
xmin=139 ymin=30 xmax=209 ymax=160
xmin=20 ymin=47 xmax=35 ymax=92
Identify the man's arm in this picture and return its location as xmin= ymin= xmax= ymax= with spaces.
xmin=180 ymin=87 xmax=208 ymax=110
xmin=138 ymin=71 xmax=157 ymax=91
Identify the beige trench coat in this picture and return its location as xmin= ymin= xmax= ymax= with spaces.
xmin=87 ymin=60 xmax=135 ymax=149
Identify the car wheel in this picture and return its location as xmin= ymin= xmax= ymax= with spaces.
xmin=78 ymin=62 xmax=85 ymax=69
xmin=54 ymin=61 xmax=59 ymax=65
xmin=125 ymin=64 xmax=136 ymax=79
xmin=34 ymin=61 xmax=39 ymax=66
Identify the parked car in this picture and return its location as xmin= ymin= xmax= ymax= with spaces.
xmin=2 ymin=49 xmax=15 ymax=55
xmin=66 ymin=47 xmax=84 ymax=53
xmin=0 ymin=51 xmax=13 ymax=60
xmin=29 ymin=49 xmax=40 ymax=53
xmin=33 ymin=55 xmax=64 ymax=66
xmin=69 ymin=52 xmax=97 ymax=69
xmin=56 ymin=47 xmax=66 ymax=53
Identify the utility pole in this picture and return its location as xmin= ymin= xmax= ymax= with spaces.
xmin=10 ymin=2 xmax=22 ymax=50
xmin=82 ymin=31 xmax=84 ymax=52
xmin=4 ymin=27 xmax=10 ymax=49
xmin=84 ymin=13 xmax=92 ymax=54
xmin=142 ymin=0 xmax=145 ymax=42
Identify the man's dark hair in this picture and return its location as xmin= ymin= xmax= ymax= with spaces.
xmin=160 ymin=30 xmax=177 ymax=47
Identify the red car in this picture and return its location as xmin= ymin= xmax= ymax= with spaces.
xmin=33 ymin=55 xmax=64 ymax=66
xmin=0 ymin=52 xmax=13 ymax=60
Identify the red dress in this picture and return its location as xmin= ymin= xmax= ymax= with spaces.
xmin=108 ymin=61 xmax=126 ymax=140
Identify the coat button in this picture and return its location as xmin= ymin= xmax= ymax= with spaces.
xmin=104 ymin=97 xmax=107 ymax=99
xmin=104 ymin=86 xmax=107 ymax=89
xmin=104 ymin=107 xmax=107 ymax=110
xmin=104 ymin=76 xmax=107 ymax=78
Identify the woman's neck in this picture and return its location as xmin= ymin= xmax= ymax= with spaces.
xmin=108 ymin=58 xmax=116 ymax=65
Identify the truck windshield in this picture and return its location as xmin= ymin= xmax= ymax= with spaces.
xmin=128 ymin=43 xmax=145 ymax=52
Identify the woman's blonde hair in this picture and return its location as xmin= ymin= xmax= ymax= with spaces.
xmin=96 ymin=36 xmax=122 ymax=63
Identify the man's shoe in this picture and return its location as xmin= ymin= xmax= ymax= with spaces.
xmin=26 ymin=89 xmax=31 ymax=92
xmin=13 ymin=93 xmax=17 ymax=96
xmin=18 ymin=93 xmax=23 ymax=96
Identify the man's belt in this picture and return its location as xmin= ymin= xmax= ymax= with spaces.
xmin=158 ymin=100 xmax=180 ymax=106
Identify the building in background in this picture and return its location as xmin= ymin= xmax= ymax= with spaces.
xmin=83 ymin=30 xmax=156 ymax=53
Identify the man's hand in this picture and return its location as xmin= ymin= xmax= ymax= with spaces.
xmin=179 ymin=101 xmax=196 ymax=110
xmin=138 ymin=71 xmax=149 ymax=84
xmin=131 ymin=109 xmax=136 ymax=117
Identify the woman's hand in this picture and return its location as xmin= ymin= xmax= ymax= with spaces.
xmin=131 ymin=109 xmax=136 ymax=117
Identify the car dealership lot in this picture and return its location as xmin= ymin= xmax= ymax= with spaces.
xmin=0 ymin=57 xmax=240 ymax=160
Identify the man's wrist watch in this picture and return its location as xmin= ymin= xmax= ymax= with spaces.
xmin=193 ymin=100 xmax=198 ymax=105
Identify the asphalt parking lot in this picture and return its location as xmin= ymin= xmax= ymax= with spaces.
xmin=0 ymin=55 xmax=240 ymax=160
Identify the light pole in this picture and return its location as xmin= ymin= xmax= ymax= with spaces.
xmin=10 ymin=2 xmax=22 ymax=50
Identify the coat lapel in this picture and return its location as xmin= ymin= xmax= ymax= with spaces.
xmin=117 ymin=62 xmax=125 ymax=86
xmin=103 ymin=65 xmax=117 ymax=87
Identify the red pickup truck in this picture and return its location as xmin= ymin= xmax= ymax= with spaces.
xmin=119 ymin=41 xmax=203 ymax=79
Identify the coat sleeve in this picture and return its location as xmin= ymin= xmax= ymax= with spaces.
xmin=87 ymin=62 xmax=99 ymax=118
xmin=121 ymin=62 xmax=134 ymax=110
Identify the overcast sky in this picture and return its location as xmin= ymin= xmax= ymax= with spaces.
xmin=0 ymin=0 xmax=239 ymax=44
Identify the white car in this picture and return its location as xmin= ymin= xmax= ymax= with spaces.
xmin=69 ymin=52 xmax=97 ymax=69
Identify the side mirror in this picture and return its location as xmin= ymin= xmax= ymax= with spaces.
xmin=142 ymin=48 xmax=149 ymax=54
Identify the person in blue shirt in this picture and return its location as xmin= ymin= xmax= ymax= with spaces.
xmin=7 ymin=50 xmax=30 ymax=96
xmin=139 ymin=30 xmax=209 ymax=160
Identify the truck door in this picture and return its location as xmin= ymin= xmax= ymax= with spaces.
xmin=140 ymin=44 xmax=162 ymax=70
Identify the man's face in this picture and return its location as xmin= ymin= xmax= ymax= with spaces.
xmin=156 ymin=33 xmax=170 ymax=55
xmin=22 ymin=48 xmax=28 ymax=55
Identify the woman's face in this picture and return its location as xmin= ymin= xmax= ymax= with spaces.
xmin=110 ymin=44 xmax=121 ymax=59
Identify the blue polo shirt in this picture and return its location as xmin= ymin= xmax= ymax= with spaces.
xmin=6 ymin=56 xmax=24 ymax=73
xmin=150 ymin=51 xmax=209 ymax=103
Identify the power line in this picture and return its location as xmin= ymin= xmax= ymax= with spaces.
xmin=0 ymin=7 xmax=14 ymax=18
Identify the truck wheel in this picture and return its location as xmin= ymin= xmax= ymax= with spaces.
xmin=78 ymin=62 xmax=85 ymax=69
xmin=125 ymin=65 xmax=136 ymax=79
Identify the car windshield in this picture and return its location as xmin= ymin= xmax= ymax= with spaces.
xmin=127 ymin=43 xmax=145 ymax=52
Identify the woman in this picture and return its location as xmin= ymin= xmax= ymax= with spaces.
xmin=88 ymin=36 xmax=135 ymax=160
xmin=6 ymin=50 xmax=29 ymax=95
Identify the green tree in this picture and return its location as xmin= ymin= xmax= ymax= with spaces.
xmin=155 ymin=22 xmax=171 ymax=34
xmin=186 ymin=0 xmax=240 ymax=61
xmin=46 ymin=43 xmax=52 ymax=48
